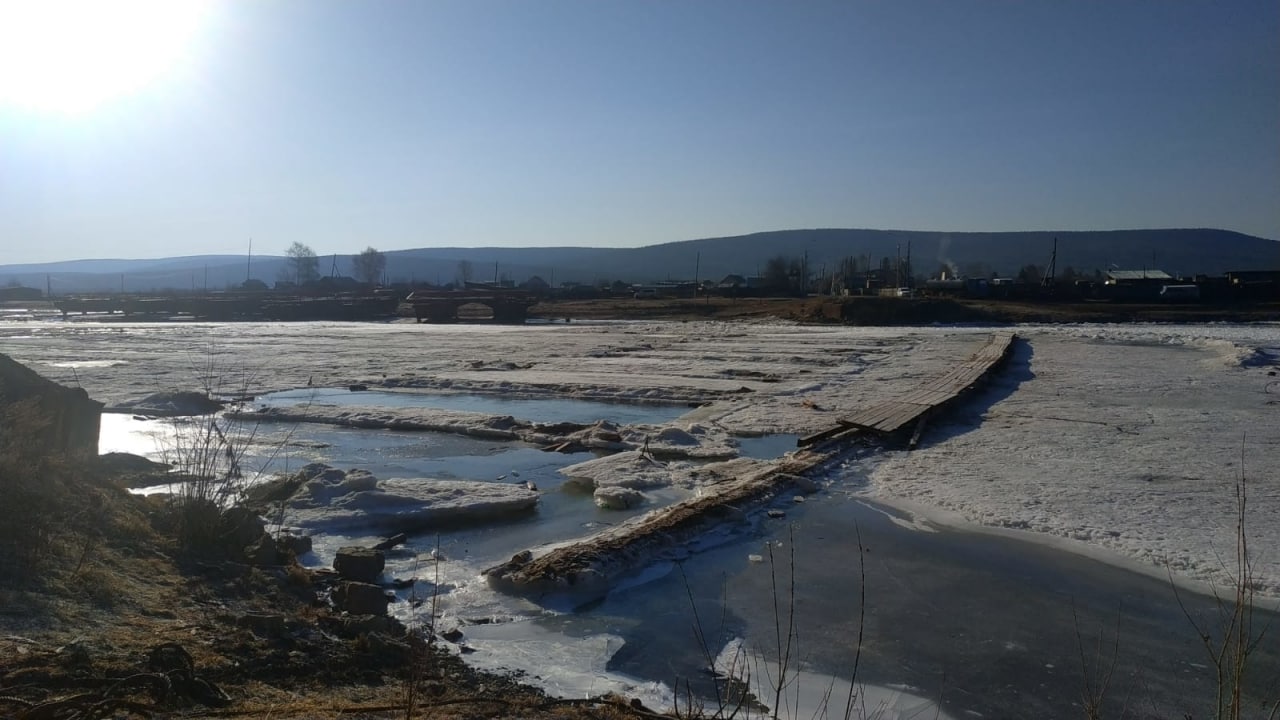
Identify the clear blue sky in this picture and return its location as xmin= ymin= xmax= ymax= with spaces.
xmin=2 ymin=0 xmax=1277 ymax=264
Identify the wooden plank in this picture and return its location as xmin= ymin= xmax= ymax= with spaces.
xmin=875 ymin=402 xmax=935 ymax=432
xmin=854 ymin=402 xmax=906 ymax=430
xmin=837 ymin=332 xmax=1016 ymax=438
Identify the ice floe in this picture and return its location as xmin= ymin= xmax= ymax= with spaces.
xmin=281 ymin=463 xmax=539 ymax=532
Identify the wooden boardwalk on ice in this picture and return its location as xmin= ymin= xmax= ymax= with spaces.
xmin=485 ymin=332 xmax=1018 ymax=605
xmin=840 ymin=331 xmax=1016 ymax=435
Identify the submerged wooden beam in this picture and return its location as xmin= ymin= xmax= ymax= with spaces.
xmin=484 ymin=449 xmax=836 ymax=605
xmin=797 ymin=421 xmax=856 ymax=447
xmin=484 ymin=332 xmax=1021 ymax=607
xmin=908 ymin=410 xmax=931 ymax=450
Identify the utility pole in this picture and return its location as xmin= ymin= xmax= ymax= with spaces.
xmin=246 ymin=238 xmax=253 ymax=283
xmin=895 ymin=242 xmax=901 ymax=289
xmin=905 ymin=241 xmax=912 ymax=289
xmin=1042 ymin=237 xmax=1058 ymax=287
xmin=694 ymin=252 xmax=700 ymax=297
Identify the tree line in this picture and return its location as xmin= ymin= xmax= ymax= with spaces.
xmin=284 ymin=242 xmax=386 ymax=286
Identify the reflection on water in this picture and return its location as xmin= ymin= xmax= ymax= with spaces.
xmin=257 ymin=387 xmax=690 ymax=426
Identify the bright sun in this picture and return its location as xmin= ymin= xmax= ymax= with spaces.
xmin=0 ymin=0 xmax=209 ymax=114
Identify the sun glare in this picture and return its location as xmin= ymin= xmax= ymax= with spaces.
xmin=0 ymin=0 xmax=209 ymax=114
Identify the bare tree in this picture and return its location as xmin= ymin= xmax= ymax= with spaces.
xmin=352 ymin=246 xmax=386 ymax=285
xmin=1016 ymin=264 xmax=1044 ymax=285
xmin=285 ymin=242 xmax=319 ymax=285
xmin=763 ymin=255 xmax=792 ymax=290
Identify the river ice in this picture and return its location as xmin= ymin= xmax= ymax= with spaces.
xmin=3 ymin=319 xmax=1276 ymax=595
xmin=3 ymin=317 xmax=1278 ymax=716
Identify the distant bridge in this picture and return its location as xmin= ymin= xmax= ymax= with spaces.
xmin=52 ymin=293 xmax=399 ymax=321
xmin=405 ymin=290 xmax=537 ymax=324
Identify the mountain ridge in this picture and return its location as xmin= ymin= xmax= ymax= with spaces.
xmin=3 ymin=228 xmax=1276 ymax=293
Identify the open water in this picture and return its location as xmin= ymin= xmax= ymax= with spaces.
xmin=99 ymin=390 xmax=1280 ymax=719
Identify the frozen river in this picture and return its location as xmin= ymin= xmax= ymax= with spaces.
xmin=3 ymin=318 xmax=1278 ymax=717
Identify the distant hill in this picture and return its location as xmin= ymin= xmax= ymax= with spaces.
xmin=1 ymin=228 xmax=1275 ymax=293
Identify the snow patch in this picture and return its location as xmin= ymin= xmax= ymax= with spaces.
xmin=594 ymin=486 xmax=646 ymax=510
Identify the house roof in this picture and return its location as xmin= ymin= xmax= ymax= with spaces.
xmin=1106 ymin=269 xmax=1173 ymax=281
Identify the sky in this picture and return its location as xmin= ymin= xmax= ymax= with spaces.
xmin=1 ymin=0 xmax=1277 ymax=265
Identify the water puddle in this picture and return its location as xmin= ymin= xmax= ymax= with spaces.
xmin=256 ymin=387 xmax=690 ymax=426
xmin=736 ymin=433 xmax=801 ymax=459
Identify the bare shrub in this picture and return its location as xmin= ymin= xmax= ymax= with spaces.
xmin=1169 ymin=449 xmax=1280 ymax=720
xmin=152 ymin=345 xmax=280 ymax=556
xmin=679 ymin=523 xmax=887 ymax=720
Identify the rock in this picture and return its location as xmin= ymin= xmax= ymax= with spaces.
xmin=235 ymin=612 xmax=287 ymax=637
xmin=365 ymin=632 xmax=410 ymax=661
xmin=334 ymin=546 xmax=385 ymax=583
xmin=96 ymin=452 xmax=170 ymax=475
xmin=243 ymin=474 xmax=306 ymax=508
xmin=334 ymin=614 xmax=399 ymax=637
xmin=333 ymin=581 xmax=391 ymax=616
xmin=219 ymin=506 xmax=268 ymax=550
xmin=244 ymin=534 xmax=278 ymax=566
xmin=439 ymin=627 xmax=465 ymax=643
xmin=55 ymin=639 xmax=92 ymax=668
xmin=766 ymin=509 xmax=786 ymax=519
xmin=277 ymin=532 xmax=312 ymax=556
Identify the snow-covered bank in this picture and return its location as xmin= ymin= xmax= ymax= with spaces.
xmin=861 ymin=324 xmax=1280 ymax=596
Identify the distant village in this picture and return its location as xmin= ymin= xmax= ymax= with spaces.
xmin=2 ymin=244 xmax=1278 ymax=315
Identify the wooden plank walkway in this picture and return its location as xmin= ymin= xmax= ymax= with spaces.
xmin=485 ymin=333 xmax=1017 ymax=606
xmin=838 ymin=332 xmax=1016 ymax=436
